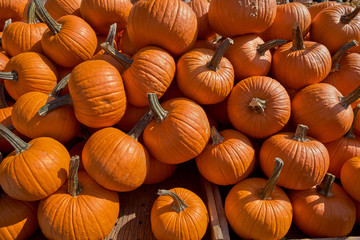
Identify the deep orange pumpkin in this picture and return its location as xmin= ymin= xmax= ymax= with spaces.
xmin=0 ymin=123 xmax=70 ymax=201
xmin=289 ymin=173 xmax=356 ymax=237
xmin=127 ymin=0 xmax=198 ymax=56
xmin=0 ymin=0 xmax=28 ymax=31
xmin=188 ymin=0 xmax=216 ymax=40
xmin=151 ymin=188 xmax=209 ymax=240
xmin=227 ymin=76 xmax=291 ymax=139
xmin=44 ymin=0 xmax=82 ymax=20
xmin=143 ymin=154 xmax=177 ymax=185
xmin=119 ymin=28 xmax=137 ymax=56
xmin=0 ymin=52 xmax=8 ymax=71
xmin=340 ymin=156 xmax=360 ymax=202
xmin=225 ymin=158 xmax=293 ymax=239
xmin=308 ymin=1 xmax=340 ymax=20
xmin=116 ymin=103 xmax=148 ymax=132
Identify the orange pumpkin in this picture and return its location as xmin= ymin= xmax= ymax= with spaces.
xmin=188 ymin=0 xmax=216 ymax=40
xmin=0 ymin=52 xmax=9 ymax=71
xmin=308 ymin=1 xmax=340 ymax=20
xmin=340 ymin=156 xmax=360 ymax=202
xmin=38 ymin=156 xmax=119 ymax=240
xmin=0 ymin=123 xmax=70 ymax=201
xmin=196 ymin=126 xmax=255 ymax=185
xmin=151 ymin=188 xmax=209 ymax=240
xmin=225 ymin=158 xmax=293 ymax=239
xmin=227 ymin=76 xmax=291 ymax=139
xmin=116 ymin=103 xmax=148 ymax=132
xmin=0 ymin=0 xmax=28 ymax=31
xmin=204 ymin=96 xmax=231 ymax=126
xmin=119 ymin=28 xmax=137 ymax=56
xmin=127 ymin=0 xmax=198 ymax=56
xmin=143 ymin=154 xmax=177 ymax=185
xmin=82 ymin=111 xmax=151 ymax=192
xmin=143 ymin=93 xmax=210 ymax=164
xmin=176 ymin=38 xmax=234 ymax=105
xmin=44 ymin=0 xmax=82 ymax=20
xmin=0 ymin=188 xmax=39 ymax=240
xmin=289 ymin=173 xmax=356 ymax=237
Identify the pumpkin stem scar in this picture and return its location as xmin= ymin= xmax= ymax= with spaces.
xmin=249 ymin=97 xmax=267 ymax=113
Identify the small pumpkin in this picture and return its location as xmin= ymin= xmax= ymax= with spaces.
xmin=0 ymin=52 xmax=9 ymax=70
xmin=176 ymin=38 xmax=234 ymax=105
xmin=196 ymin=126 xmax=255 ymax=185
xmin=2 ymin=0 xmax=47 ymax=57
xmin=340 ymin=156 xmax=360 ymax=202
xmin=289 ymin=173 xmax=356 ymax=237
xmin=227 ymin=76 xmax=291 ymax=139
xmin=308 ymin=0 xmax=340 ymax=20
xmin=143 ymin=154 xmax=177 ymax=185
xmin=151 ymin=188 xmax=209 ymax=240
xmin=38 ymin=156 xmax=120 ymax=240
xmin=0 ymin=123 xmax=70 ymax=201
xmin=225 ymin=158 xmax=293 ymax=239
xmin=143 ymin=93 xmax=210 ymax=164
xmin=0 ymin=187 xmax=39 ymax=240
xmin=44 ymin=0 xmax=82 ymax=20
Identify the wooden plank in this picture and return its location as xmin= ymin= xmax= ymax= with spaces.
xmin=212 ymin=183 xmax=230 ymax=240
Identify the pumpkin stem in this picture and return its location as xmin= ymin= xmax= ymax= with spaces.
xmin=27 ymin=0 xmax=38 ymax=24
xmin=207 ymin=38 xmax=233 ymax=71
xmin=3 ymin=19 xmax=12 ymax=30
xmin=33 ymin=0 xmax=61 ymax=34
xmin=157 ymin=189 xmax=188 ymax=213
xmin=257 ymin=39 xmax=287 ymax=55
xmin=147 ymin=93 xmax=168 ymax=123
xmin=317 ymin=173 xmax=335 ymax=197
xmin=106 ymin=23 xmax=117 ymax=48
xmin=38 ymin=93 xmax=73 ymax=116
xmin=100 ymin=42 xmax=133 ymax=69
xmin=67 ymin=155 xmax=82 ymax=197
xmin=127 ymin=110 xmax=154 ymax=141
xmin=331 ymin=40 xmax=359 ymax=72
xmin=0 ymin=82 xmax=8 ymax=108
xmin=341 ymin=6 xmax=360 ymax=24
xmin=0 ymin=71 xmax=18 ymax=81
xmin=259 ymin=157 xmax=284 ymax=200
xmin=210 ymin=126 xmax=224 ymax=145
xmin=345 ymin=104 xmax=360 ymax=139
xmin=339 ymin=84 xmax=360 ymax=109
xmin=50 ymin=73 xmax=70 ymax=98
xmin=0 ymin=123 xmax=30 ymax=154
xmin=293 ymin=124 xmax=310 ymax=142
xmin=280 ymin=0 xmax=289 ymax=4
xmin=291 ymin=22 xmax=305 ymax=51
xmin=249 ymin=97 xmax=267 ymax=113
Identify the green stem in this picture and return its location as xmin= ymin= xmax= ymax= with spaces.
xmin=257 ymin=39 xmax=287 ymax=55
xmin=38 ymin=93 xmax=73 ymax=116
xmin=0 ymin=82 xmax=8 ymax=108
xmin=147 ymin=93 xmax=168 ymax=123
xmin=100 ymin=42 xmax=133 ymax=69
xmin=259 ymin=157 xmax=284 ymax=200
xmin=331 ymin=40 xmax=359 ymax=72
xmin=0 ymin=71 xmax=17 ymax=81
xmin=293 ymin=124 xmax=310 ymax=142
xmin=33 ymin=0 xmax=61 ymax=34
xmin=207 ymin=38 xmax=233 ymax=71
xmin=67 ymin=155 xmax=82 ymax=197
xmin=157 ymin=189 xmax=188 ymax=213
xmin=341 ymin=6 xmax=360 ymax=24
xmin=339 ymin=85 xmax=360 ymax=109
xmin=210 ymin=126 xmax=224 ymax=145
xmin=127 ymin=110 xmax=153 ymax=141
xmin=249 ymin=97 xmax=267 ymax=113
xmin=291 ymin=22 xmax=305 ymax=51
xmin=0 ymin=123 xmax=30 ymax=154
xmin=345 ymin=104 xmax=360 ymax=139
xmin=317 ymin=173 xmax=335 ymax=197
xmin=50 ymin=73 xmax=70 ymax=98
xmin=27 ymin=0 xmax=37 ymax=24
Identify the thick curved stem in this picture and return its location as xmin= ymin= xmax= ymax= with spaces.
xmin=345 ymin=104 xmax=360 ymax=139
xmin=157 ymin=189 xmax=188 ymax=213
xmin=257 ymin=39 xmax=287 ymax=55
xmin=293 ymin=124 xmax=310 ymax=142
xmin=341 ymin=7 xmax=360 ymax=24
xmin=291 ymin=22 xmax=305 ymax=51
xmin=67 ymin=155 xmax=82 ymax=197
xmin=27 ymin=0 xmax=37 ymax=24
xmin=259 ymin=157 xmax=284 ymax=200
xmin=106 ymin=23 xmax=117 ymax=48
xmin=50 ymin=73 xmax=70 ymax=98
xmin=249 ymin=97 xmax=267 ymax=113
xmin=339 ymin=85 xmax=360 ymax=109
xmin=147 ymin=93 xmax=168 ymax=123
xmin=207 ymin=38 xmax=233 ymax=71
xmin=33 ymin=0 xmax=61 ymax=34
xmin=127 ymin=110 xmax=153 ymax=141
xmin=210 ymin=126 xmax=224 ymax=145
xmin=38 ymin=94 xmax=73 ymax=116
xmin=0 ymin=123 xmax=30 ymax=154
xmin=317 ymin=173 xmax=335 ymax=197
xmin=0 ymin=82 xmax=8 ymax=108
xmin=331 ymin=40 xmax=359 ymax=72
xmin=100 ymin=42 xmax=133 ymax=69
xmin=0 ymin=71 xmax=18 ymax=81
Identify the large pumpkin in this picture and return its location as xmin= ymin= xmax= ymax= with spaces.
xmin=340 ymin=156 xmax=360 ymax=202
xmin=127 ymin=0 xmax=198 ymax=56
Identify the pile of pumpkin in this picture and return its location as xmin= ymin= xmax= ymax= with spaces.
xmin=1 ymin=0 xmax=360 ymax=239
